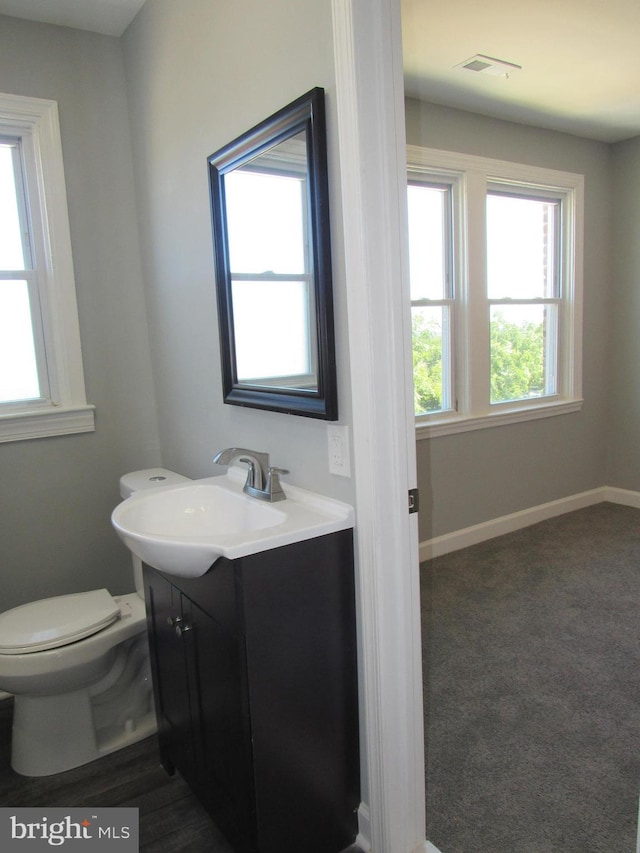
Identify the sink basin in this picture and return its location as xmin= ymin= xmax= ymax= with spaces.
xmin=111 ymin=469 xmax=354 ymax=578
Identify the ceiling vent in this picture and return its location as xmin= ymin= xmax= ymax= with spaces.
xmin=455 ymin=54 xmax=522 ymax=78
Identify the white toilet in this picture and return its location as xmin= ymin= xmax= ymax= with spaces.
xmin=0 ymin=468 xmax=190 ymax=777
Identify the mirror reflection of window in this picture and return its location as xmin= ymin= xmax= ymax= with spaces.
xmin=226 ymin=170 xmax=306 ymax=274
xmin=231 ymin=276 xmax=312 ymax=382
xmin=223 ymin=135 xmax=317 ymax=388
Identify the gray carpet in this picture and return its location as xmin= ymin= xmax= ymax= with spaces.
xmin=422 ymin=502 xmax=640 ymax=853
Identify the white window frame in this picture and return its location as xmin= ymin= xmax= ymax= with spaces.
xmin=407 ymin=145 xmax=584 ymax=440
xmin=0 ymin=93 xmax=94 ymax=442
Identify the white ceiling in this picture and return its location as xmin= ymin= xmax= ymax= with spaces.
xmin=402 ymin=0 xmax=640 ymax=143
xmin=0 ymin=0 xmax=145 ymax=37
xmin=0 ymin=0 xmax=637 ymax=143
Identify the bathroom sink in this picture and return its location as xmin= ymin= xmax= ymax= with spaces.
xmin=111 ymin=469 xmax=354 ymax=578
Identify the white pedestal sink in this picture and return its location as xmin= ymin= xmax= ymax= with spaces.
xmin=111 ymin=468 xmax=354 ymax=578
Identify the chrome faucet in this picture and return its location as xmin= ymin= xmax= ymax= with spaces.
xmin=212 ymin=447 xmax=289 ymax=502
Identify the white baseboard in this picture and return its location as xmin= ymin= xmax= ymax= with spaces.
xmin=604 ymin=486 xmax=640 ymax=509
xmin=357 ymin=801 xmax=442 ymax=853
xmin=356 ymin=803 xmax=372 ymax=852
xmin=419 ymin=486 xmax=640 ymax=561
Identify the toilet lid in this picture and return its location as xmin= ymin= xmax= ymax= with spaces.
xmin=0 ymin=589 xmax=121 ymax=654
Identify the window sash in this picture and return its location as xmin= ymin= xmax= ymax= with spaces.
xmin=407 ymin=179 xmax=453 ymax=302
xmin=489 ymin=300 xmax=559 ymax=405
xmin=407 ymin=175 xmax=457 ymax=416
xmin=230 ymin=273 xmax=316 ymax=382
xmin=0 ymin=136 xmax=32 ymax=272
xmin=0 ymin=273 xmax=51 ymax=407
xmin=411 ymin=300 xmax=455 ymax=415
xmin=486 ymin=188 xmax=562 ymax=301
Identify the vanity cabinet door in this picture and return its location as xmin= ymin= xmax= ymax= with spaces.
xmin=238 ymin=529 xmax=360 ymax=853
xmin=185 ymin=595 xmax=257 ymax=852
xmin=144 ymin=570 xmax=198 ymax=780
xmin=144 ymin=565 xmax=258 ymax=853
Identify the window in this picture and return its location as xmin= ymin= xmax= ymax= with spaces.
xmin=407 ymin=146 xmax=583 ymax=438
xmin=0 ymin=93 xmax=93 ymax=442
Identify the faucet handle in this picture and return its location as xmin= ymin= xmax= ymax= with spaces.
xmin=265 ymin=466 xmax=289 ymax=501
xmin=238 ymin=457 xmax=259 ymax=489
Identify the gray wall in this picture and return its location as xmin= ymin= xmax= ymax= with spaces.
xmin=405 ymin=98 xmax=613 ymax=540
xmin=2 ymin=8 xmax=635 ymax=607
xmin=609 ymin=137 xmax=640 ymax=489
xmin=121 ymin=0 xmax=355 ymax=505
xmin=0 ymin=16 xmax=160 ymax=610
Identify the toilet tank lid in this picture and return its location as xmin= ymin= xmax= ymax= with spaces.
xmin=0 ymin=589 xmax=121 ymax=655
xmin=119 ymin=468 xmax=191 ymax=499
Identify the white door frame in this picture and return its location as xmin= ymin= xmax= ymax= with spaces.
xmin=331 ymin=2 xmax=426 ymax=851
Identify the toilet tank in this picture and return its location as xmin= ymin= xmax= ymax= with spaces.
xmin=119 ymin=468 xmax=192 ymax=596
xmin=119 ymin=468 xmax=191 ymax=500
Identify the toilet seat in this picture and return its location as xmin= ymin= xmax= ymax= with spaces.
xmin=0 ymin=589 xmax=121 ymax=655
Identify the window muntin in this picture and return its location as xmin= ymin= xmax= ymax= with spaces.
xmin=406 ymin=146 xmax=583 ymax=437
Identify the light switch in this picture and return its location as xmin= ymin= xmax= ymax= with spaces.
xmin=327 ymin=425 xmax=351 ymax=477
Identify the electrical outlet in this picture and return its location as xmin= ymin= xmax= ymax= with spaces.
xmin=327 ymin=424 xmax=351 ymax=477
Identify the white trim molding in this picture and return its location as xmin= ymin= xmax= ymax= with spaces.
xmin=416 ymin=398 xmax=583 ymax=440
xmin=419 ymin=487 xmax=640 ymax=561
xmin=332 ymin=1 xmax=426 ymax=852
xmin=604 ymin=486 xmax=640 ymax=509
xmin=356 ymin=803 xmax=372 ymax=852
xmin=0 ymin=404 xmax=95 ymax=443
xmin=0 ymin=92 xmax=94 ymax=442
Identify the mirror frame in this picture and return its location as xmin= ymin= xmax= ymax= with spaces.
xmin=207 ymin=88 xmax=338 ymax=420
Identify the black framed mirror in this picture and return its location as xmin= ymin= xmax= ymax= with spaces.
xmin=208 ymin=88 xmax=338 ymax=420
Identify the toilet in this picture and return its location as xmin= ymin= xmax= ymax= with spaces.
xmin=0 ymin=468 xmax=190 ymax=777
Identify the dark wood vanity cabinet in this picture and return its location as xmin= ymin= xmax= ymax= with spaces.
xmin=143 ymin=529 xmax=359 ymax=853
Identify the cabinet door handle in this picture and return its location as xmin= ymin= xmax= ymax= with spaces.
xmin=167 ymin=615 xmax=183 ymax=628
xmin=175 ymin=623 xmax=193 ymax=638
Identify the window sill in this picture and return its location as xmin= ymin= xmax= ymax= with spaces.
xmin=416 ymin=398 xmax=583 ymax=440
xmin=0 ymin=404 xmax=96 ymax=443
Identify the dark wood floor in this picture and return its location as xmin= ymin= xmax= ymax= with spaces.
xmin=0 ymin=699 xmax=363 ymax=853
xmin=0 ymin=699 xmax=235 ymax=852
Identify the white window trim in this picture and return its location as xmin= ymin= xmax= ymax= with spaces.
xmin=0 ymin=93 xmax=94 ymax=443
xmin=407 ymin=145 xmax=584 ymax=441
